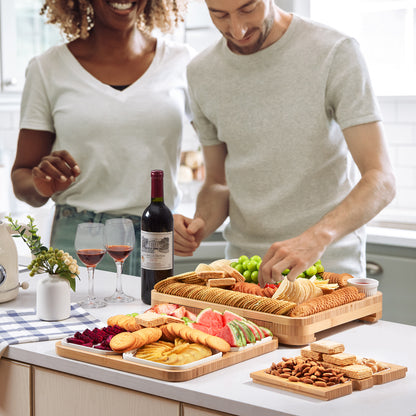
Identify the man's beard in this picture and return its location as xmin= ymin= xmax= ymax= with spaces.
xmin=226 ymin=12 xmax=274 ymax=55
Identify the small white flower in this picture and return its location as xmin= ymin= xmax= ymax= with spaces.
xmin=69 ymin=264 xmax=77 ymax=273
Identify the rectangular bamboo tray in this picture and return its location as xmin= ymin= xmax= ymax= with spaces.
xmin=250 ymin=361 xmax=407 ymax=400
xmin=55 ymin=337 xmax=279 ymax=382
xmin=151 ymin=290 xmax=383 ymax=346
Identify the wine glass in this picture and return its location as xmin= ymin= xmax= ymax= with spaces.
xmin=104 ymin=218 xmax=135 ymax=303
xmin=75 ymin=223 xmax=107 ymax=308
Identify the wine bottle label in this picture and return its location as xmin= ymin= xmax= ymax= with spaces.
xmin=141 ymin=231 xmax=173 ymax=270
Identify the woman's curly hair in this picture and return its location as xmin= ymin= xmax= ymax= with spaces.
xmin=40 ymin=0 xmax=187 ymax=41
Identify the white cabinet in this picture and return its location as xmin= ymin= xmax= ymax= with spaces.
xmin=33 ymin=367 xmax=180 ymax=416
xmin=0 ymin=359 xmax=31 ymax=416
xmin=366 ymin=244 xmax=416 ymax=326
xmin=183 ymin=404 xmax=235 ymax=416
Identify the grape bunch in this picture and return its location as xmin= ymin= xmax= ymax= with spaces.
xmin=230 ymin=256 xmax=325 ymax=284
xmin=230 ymin=255 xmax=262 ymax=284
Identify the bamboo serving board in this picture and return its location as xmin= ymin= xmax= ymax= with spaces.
xmin=250 ymin=361 xmax=407 ymax=399
xmin=250 ymin=370 xmax=353 ymax=400
xmin=151 ymin=290 xmax=383 ymax=346
xmin=55 ymin=337 xmax=279 ymax=382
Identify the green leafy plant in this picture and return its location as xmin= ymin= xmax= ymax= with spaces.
xmin=6 ymin=215 xmax=80 ymax=291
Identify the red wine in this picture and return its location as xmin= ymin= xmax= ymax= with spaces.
xmin=141 ymin=170 xmax=174 ymax=305
xmin=76 ymin=249 xmax=106 ymax=267
xmin=107 ymin=244 xmax=133 ymax=262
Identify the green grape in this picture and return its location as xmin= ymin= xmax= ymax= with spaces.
xmin=305 ymin=265 xmax=317 ymax=276
xmin=250 ymin=255 xmax=262 ymax=263
xmin=243 ymin=270 xmax=252 ymax=282
xmin=282 ymin=268 xmax=290 ymax=275
xmin=234 ymin=263 xmax=244 ymax=274
xmin=238 ymin=255 xmax=249 ymax=264
xmin=316 ymin=263 xmax=325 ymax=274
xmin=242 ymin=260 xmax=250 ymax=271
xmin=230 ymin=261 xmax=238 ymax=268
xmin=297 ymin=272 xmax=306 ymax=278
xmin=247 ymin=261 xmax=257 ymax=272
xmin=314 ymin=259 xmax=322 ymax=265
xmin=251 ymin=270 xmax=259 ymax=284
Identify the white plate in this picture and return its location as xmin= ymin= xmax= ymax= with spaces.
xmin=229 ymin=336 xmax=273 ymax=352
xmin=62 ymin=337 xmax=119 ymax=355
xmin=123 ymin=350 xmax=223 ymax=370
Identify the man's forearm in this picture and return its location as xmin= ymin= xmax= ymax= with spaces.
xmin=194 ymin=182 xmax=230 ymax=239
xmin=305 ymin=168 xmax=396 ymax=245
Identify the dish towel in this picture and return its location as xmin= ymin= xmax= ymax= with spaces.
xmin=0 ymin=303 xmax=104 ymax=358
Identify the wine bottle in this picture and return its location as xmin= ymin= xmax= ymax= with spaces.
xmin=141 ymin=170 xmax=174 ymax=305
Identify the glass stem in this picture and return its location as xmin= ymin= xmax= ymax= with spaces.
xmin=114 ymin=261 xmax=124 ymax=295
xmin=87 ymin=266 xmax=96 ymax=301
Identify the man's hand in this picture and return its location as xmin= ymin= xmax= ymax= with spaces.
xmin=32 ymin=150 xmax=80 ymax=197
xmin=258 ymin=233 xmax=327 ymax=286
xmin=173 ymin=214 xmax=206 ymax=256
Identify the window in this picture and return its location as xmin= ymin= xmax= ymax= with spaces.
xmin=0 ymin=0 xmax=62 ymax=93
xmin=310 ymin=0 xmax=416 ymax=96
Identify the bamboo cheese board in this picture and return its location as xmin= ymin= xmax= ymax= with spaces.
xmin=55 ymin=337 xmax=279 ymax=382
xmin=250 ymin=361 xmax=407 ymax=400
xmin=151 ymin=290 xmax=383 ymax=346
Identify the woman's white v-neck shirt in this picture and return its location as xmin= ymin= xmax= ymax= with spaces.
xmin=20 ymin=38 xmax=193 ymax=216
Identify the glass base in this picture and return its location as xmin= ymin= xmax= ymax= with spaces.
xmin=104 ymin=291 xmax=135 ymax=303
xmin=79 ymin=297 xmax=107 ymax=308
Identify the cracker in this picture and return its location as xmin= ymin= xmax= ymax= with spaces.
xmin=207 ymin=277 xmax=236 ymax=287
xmin=205 ymin=335 xmax=231 ymax=353
xmin=310 ymin=340 xmax=345 ymax=354
xmin=300 ymin=346 xmax=323 ymax=361
xmin=135 ymin=312 xmax=167 ymax=328
xmin=110 ymin=332 xmax=137 ymax=352
xmin=323 ymin=352 xmax=356 ymax=366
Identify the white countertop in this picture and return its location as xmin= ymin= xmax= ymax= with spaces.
xmin=2 ymin=269 xmax=416 ymax=416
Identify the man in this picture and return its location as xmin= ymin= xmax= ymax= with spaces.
xmin=174 ymin=0 xmax=396 ymax=286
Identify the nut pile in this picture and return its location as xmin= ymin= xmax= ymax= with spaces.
xmin=265 ymin=356 xmax=349 ymax=387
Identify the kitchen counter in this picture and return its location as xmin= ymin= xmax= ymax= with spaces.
xmin=2 ymin=269 xmax=416 ymax=416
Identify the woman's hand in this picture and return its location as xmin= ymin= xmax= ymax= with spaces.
xmin=32 ymin=150 xmax=81 ymax=197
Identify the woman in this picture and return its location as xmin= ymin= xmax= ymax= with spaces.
xmin=11 ymin=0 xmax=193 ymax=276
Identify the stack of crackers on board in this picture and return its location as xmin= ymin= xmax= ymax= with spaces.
xmin=107 ymin=312 xmax=231 ymax=366
xmin=301 ymin=340 xmax=389 ymax=381
xmin=153 ymin=258 xmax=368 ymax=316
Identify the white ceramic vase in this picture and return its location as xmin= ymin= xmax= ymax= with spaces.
xmin=36 ymin=274 xmax=71 ymax=321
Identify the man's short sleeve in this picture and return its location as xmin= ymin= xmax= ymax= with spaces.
xmin=325 ymin=38 xmax=382 ymax=130
xmin=187 ymin=76 xmax=222 ymax=146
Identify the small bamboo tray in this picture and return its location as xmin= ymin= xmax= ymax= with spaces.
xmin=151 ymin=290 xmax=383 ymax=346
xmin=250 ymin=361 xmax=407 ymax=400
xmin=55 ymin=337 xmax=279 ymax=382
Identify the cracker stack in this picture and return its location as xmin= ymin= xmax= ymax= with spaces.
xmin=307 ymin=340 xmax=373 ymax=380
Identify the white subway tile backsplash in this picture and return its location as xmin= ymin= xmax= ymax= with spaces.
xmin=394 ymin=167 xmax=416 ymax=187
xmin=396 ymin=99 xmax=416 ymax=123
xmin=0 ymin=111 xmax=13 ymax=129
xmin=378 ymin=99 xmax=397 ymax=122
xmin=384 ymin=123 xmax=414 ymax=144
xmin=397 ymin=146 xmax=416 ymax=168
xmin=395 ymin=187 xmax=416 ymax=209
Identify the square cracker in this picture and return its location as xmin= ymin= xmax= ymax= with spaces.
xmin=300 ymin=346 xmax=322 ymax=361
xmin=323 ymin=352 xmax=356 ymax=366
xmin=310 ymin=340 xmax=345 ymax=354
xmin=135 ymin=312 xmax=167 ymax=328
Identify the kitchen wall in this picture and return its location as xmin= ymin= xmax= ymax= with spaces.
xmin=1 ymin=95 xmax=416 ymax=224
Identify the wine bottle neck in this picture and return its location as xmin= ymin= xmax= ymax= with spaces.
xmin=151 ymin=170 xmax=164 ymax=202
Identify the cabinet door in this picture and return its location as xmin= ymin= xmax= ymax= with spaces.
xmin=0 ymin=359 xmax=31 ymax=416
xmin=33 ymin=367 xmax=180 ymax=416
xmin=182 ymin=404 xmax=235 ymax=416
xmin=366 ymin=253 xmax=416 ymax=325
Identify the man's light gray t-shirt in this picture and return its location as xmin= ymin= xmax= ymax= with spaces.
xmin=187 ymin=14 xmax=381 ymax=277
